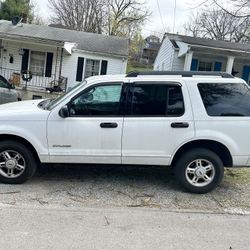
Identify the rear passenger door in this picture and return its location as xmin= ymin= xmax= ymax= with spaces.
xmin=122 ymin=81 xmax=195 ymax=165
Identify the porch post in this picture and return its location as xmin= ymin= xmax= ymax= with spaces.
xmin=59 ymin=48 xmax=64 ymax=78
xmin=226 ymin=56 xmax=235 ymax=74
xmin=184 ymin=51 xmax=193 ymax=71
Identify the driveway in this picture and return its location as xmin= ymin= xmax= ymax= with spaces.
xmin=0 ymin=165 xmax=249 ymax=213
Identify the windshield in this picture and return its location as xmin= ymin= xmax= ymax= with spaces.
xmin=45 ymin=81 xmax=86 ymax=110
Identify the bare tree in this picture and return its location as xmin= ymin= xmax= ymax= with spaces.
xmin=49 ymin=0 xmax=150 ymax=38
xmin=105 ymin=0 xmax=150 ymax=37
xmin=185 ymin=8 xmax=250 ymax=42
xmin=49 ymin=0 xmax=105 ymax=33
xmin=212 ymin=0 xmax=250 ymax=18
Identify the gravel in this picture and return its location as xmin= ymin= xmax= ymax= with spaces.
xmin=0 ymin=165 xmax=249 ymax=214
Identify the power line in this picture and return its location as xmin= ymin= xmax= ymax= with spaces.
xmin=188 ymin=0 xmax=211 ymax=10
xmin=156 ymin=0 xmax=166 ymax=32
xmin=173 ymin=0 xmax=177 ymax=33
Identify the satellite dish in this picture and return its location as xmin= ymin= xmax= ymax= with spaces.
xmin=12 ymin=16 xmax=21 ymax=26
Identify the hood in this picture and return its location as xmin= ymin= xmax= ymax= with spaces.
xmin=0 ymin=99 xmax=50 ymax=120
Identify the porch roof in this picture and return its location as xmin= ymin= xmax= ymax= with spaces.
xmin=0 ymin=20 xmax=129 ymax=57
xmin=166 ymin=33 xmax=250 ymax=54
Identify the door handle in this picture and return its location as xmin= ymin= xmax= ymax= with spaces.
xmin=100 ymin=122 xmax=118 ymax=128
xmin=171 ymin=122 xmax=189 ymax=128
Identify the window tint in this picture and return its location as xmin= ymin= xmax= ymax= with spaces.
xmin=129 ymin=83 xmax=184 ymax=116
xmin=70 ymin=84 xmax=122 ymax=116
xmin=0 ymin=76 xmax=10 ymax=89
xmin=198 ymin=83 xmax=250 ymax=116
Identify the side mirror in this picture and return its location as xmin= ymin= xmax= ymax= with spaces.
xmin=59 ymin=105 xmax=69 ymax=118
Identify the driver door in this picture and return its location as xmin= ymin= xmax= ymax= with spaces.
xmin=47 ymin=82 xmax=124 ymax=164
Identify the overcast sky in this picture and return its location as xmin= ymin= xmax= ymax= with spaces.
xmin=33 ymin=0 xmax=209 ymax=38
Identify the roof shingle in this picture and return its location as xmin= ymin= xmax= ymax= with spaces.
xmin=0 ymin=20 xmax=129 ymax=57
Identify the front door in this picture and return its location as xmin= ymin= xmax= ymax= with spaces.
xmin=122 ymin=81 xmax=195 ymax=165
xmin=47 ymin=82 xmax=124 ymax=164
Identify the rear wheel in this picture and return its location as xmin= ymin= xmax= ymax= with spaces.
xmin=0 ymin=140 xmax=37 ymax=184
xmin=174 ymin=148 xmax=224 ymax=193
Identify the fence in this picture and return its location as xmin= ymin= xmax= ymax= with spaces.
xmin=0 ymin=67 xmax=67 ymax=91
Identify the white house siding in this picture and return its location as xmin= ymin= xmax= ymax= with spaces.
xmin=62 ymin=50 xmax=127 ymax=89
xmin=172 ymin=51 xmax=185 ymax=71
xmin=154 ymin=38 xmax=174 ymax=71
xmin=0 ymin=40 xmax=61 ymax=88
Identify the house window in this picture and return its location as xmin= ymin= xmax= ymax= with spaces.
xmin=85 ymin=59 xmax=100 ymax=78
xmin=30 ymin=51 xmax=45 ymax=76
xmin=198 ymin=61 xmax=212 ymax=71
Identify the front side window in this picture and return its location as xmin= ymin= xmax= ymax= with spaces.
xmin=69 ymin=83 xmax=122 ymax=116
xmin=198 ymin=61 xmax=212 ymax=71
xmin=128 ymin=83 xmax=184 ymax=116
xmin=30 ymin=51 xmax=45 ymax=76
xmin=198 ymin=82 xmax=250 ymax=116
xmin=85 ymin=59 xmax=100 ymax=78
xmin=0 ymin=76 xmax=10 ymax=89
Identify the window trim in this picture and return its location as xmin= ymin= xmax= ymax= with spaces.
xmin=67 ymin=82 xmax=125 ymax=117
xmin=84 ymin=58 xmax=101 ymax=79
xmin=29 ymin=50 xmax=46 ymax=76
xmin=126 ymin=81 xmax=185 ymax=117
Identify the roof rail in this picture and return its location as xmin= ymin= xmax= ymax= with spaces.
xmin=126 ymin=71 xmax=234 ymax=78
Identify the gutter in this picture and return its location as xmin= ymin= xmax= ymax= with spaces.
xmin=73 ymin=48 xmax=129 ymax=59
xmin=190 ymin=44 xmax=250 ymax=55
xmin=0 ymin=32 xmax=64 ymax=47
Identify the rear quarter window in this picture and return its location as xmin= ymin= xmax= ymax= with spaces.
xmin=198 ymin=82 xmax=250 ymax=116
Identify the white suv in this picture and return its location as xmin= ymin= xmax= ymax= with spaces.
xmin=0 ymin=71 xmax=249 ymax=193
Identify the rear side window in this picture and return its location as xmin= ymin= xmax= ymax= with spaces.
xmin=128 ymin=83 xmax=184 ymax=116
xmin=198 ymin=83 xmax=250 ymax=116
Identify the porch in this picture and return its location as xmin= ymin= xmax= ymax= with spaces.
xmin=183 ymin=48 xmax=250 ymax=83
xmin=0 ymin=36 xmax=71 ymax=92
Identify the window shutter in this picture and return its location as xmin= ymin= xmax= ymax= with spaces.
xmin=21 ymin=49 xmax=29 ymax=72
xmin=76 ymin=57 xmax=84 ymax=81
xmin=45 ymin=52 xmax=53 ymax=77
xmin=100 ymin=60 xmax=108 ymax=75
xmin=214 ymin=62 xmax=222 ymax=71
xmin=190 ymin=59 xmax=198 ymax=71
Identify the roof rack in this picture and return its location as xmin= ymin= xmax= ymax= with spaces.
xmin=126 ymin=71 xmax=234 ymax=78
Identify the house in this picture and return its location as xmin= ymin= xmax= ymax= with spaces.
xmin=0 ymin=20 xmax=129 ymax=90
xmin=154 ymin=33 xmax=250 ymax=84
xmin=140 ymin=35 xmax=160 ymax=65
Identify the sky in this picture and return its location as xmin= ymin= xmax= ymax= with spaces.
xmin=33 ymin=0 xmax=209 ymax=38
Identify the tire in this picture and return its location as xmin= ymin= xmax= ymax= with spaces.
xmin=0 ymin=140 xmax=37 ymax=184
xmin=174 ymin=148 xmax=224 ymax=194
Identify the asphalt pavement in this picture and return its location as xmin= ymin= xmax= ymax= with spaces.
xmin=0 ymin=205 xmax=249 ymax=250
xmin=0 ymin=164 xmax=249 ymax=250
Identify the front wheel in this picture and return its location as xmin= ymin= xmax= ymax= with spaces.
xmin=0 ymin=140 xmax=37 ymax=184
xmin=174 ymin=148 xmax=224 ymax=194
